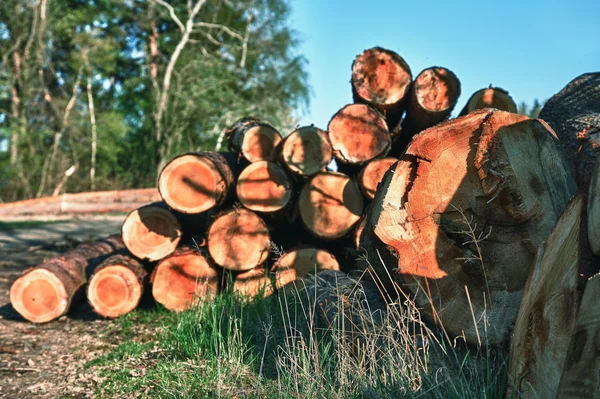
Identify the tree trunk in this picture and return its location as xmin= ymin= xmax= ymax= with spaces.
xmin=226 ymin=117 xmax=283 ymax=163
xmin=356 ymin=157 xmax=398 ymax=200
xmin=207 ymin=208 xmax=271 ymax=271
xmin=87 ymin=254 xmax=148 ymax=318
xmin=327 ymin=104 xmax=391 ymax=166
xmin=272 ymin=247 xmax=340 ymax=290
xmin=236 ymin=161 xmax=294 ymax=214
xmin=359 ymin=109 xmax=577 ymax=345
xmin=401 ymin=67 xmax=461 ymax=139
xmin=351 ymin=47 xmax=412 ymax=131
xmin=458 ymin=86 xmax=517 ymax=116
xmin=298 ymin=172 xmax=364 ymax=240
xmin=232 ymin=268 xmax=273 ymax=299
xmin=9 ymin=235 xmax=124 ymax=323
xmin=121 ymin=202 xmax=182 ymax=261
xmin=158 ymin=152 xmax=234 ymax=214
xmin=590 ymin=156 xmax=600 ymax=255
xmin=508 ymin=195 xmax=583 ymax=398
xmin=280 ymin=126 xmax=333 ymax=178
xmin=151 ymin=246 xmax=219 ymax=312
xmin=556 ymin=273 xmax=600 ymax=398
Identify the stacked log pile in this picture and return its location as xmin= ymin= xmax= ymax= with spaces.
xmin=8 ymin=50 xmax=600 ymax=393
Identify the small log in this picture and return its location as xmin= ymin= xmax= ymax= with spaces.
xmin=10 ymin=235 xmax=124 ymax=323
xmin=236 ymin=161 xmax=294 ymax=213
xmin=272 ymin=247 xmax=340 ymax=289
xmin=158 ymin=152 xmax=234 ymax=214
xmin=87 ymin=254 xmax=147 ymax=318
xmin=458 ymin=86 xmax=517 ymax=116
xmin=508 ymin=195 xmax=583 ymax=398
xmin=207 ymin=208 xmax=271 ymax=271
xmin=360 ymin=109 xmax=577 ymax=345
xmin=232 ymin=268 xmax=274 ymax=299
xmin=298 ymin=172 xmax=364 ymax=240
xmin=121 ymin=202 xmax=181 ymax=261
xmin=402 ymin=67 xmax=461 ymax=136
xmin=226 ymin=117 xmax=283 ymax=163
xmin=351 ymin=47 xmax=412 ymax=129
xmin=327 ymin=104 xmax=391 ymax=165
xmin=556 ymin=273 xmax=600 ymax=398
xmin=356 ymin=157 xmax=398 ymax=200
xmin=151 ymin=246 xmax=219 ymax=311
xmin=590 ymin=157 xmax=600 ymax=255
xmin=280 ymin=126 xmax=333 ymax=177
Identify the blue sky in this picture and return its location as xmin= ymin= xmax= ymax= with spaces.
xmin=290 ymin=0 xmax=600 ymax=128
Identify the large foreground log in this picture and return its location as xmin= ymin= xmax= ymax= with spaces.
xmin=327 ymin=104 xmax=391 ymax=165
xmin=207 ymin=208 xmax=271 ymax=271
xmin=459 ymin=86 xmax=517 ymax=116
xmin=351 ymin=47 xmax=412 ymax=129
xmin=151 ymin=246 xmax=219 ymax=311
xmin=121 ymin=202 xmax=181 ymax=261
xmin=87 ymin=254 xmax=147 ymax=318
xmin=158 ymin=152 xmax=234 ymax=214
xmin=360 ymin=109 xmax=577 ymax=344
xmin=280 ymin=126 xmax=333 ymax=177
xmin=272 ymin=247 xmax=340 ymax=289
xmin=299 ymin=172 xmax=364 ymax=240
xmin=236 ymin=161 xmax=294 ymax=214
xmin=226 ymin=117 xmax=282 ymax=163
xmin=508 ymin=195 xmax=582 ymax=398
xmin=10 ymin=235 xmax=124 ymax=323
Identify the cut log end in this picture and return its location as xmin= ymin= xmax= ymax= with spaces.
xmin=328 ymin=104 xmax=391 ymax=164
xmin=9 ymin=269 xmax=68 ymax=323
xmin=460 ymin=87 xmax=517 ymax=115
xmin=413 ymin=67 xmax=461 ymax=112
xmin=299 ymin=172 xmax=364 ymax=239
xmin=241 ymin=125 xmax=282 ymax=163
xmin=152 ymin=250 xmax=219 ymax=312
xmin=122 ymin=204 xmax=181 ymax=261
xmin=208 ymin=208 xmax=271 ymax=271
xmin=158 ymin=153 xmax=232 ymax=214
xmin=273 ymin=248 xmax=340 ymax=289
xmin=87 ymin=265 xmax=143 ymax=318
xmin=232 ymin=268 xmax=274 ymax=299
xmin=352 ymin=47 xmax=412 ymax=108
xmin=357 ymin=157 xmax=398 ymax=200
xmin=236 ymin=161 xmax=293 ymax=213
xmin=281 ymin=126 xmax=333 ymax=177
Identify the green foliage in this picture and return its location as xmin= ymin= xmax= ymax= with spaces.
xmin=518 ymin=98 xmax=545 ymax=118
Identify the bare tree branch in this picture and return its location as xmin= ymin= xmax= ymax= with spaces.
xmin=152 ymin=0 xmax=185 ymax=33
xmin=194 ymin=22 xmax=244 ymax=41
xmin=85 ymin=57 xmax=98 ymax=191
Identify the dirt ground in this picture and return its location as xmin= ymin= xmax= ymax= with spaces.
xmin=0 ymin=216 xmax=128 ymax=399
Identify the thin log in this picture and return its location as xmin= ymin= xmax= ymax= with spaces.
xmin=87 ymin=254 xmax=147 ymax=318
xmin=272 ymin=247 xmax=340 ymax=290
xmin=121 ymin=202 xmax=182 ymax=261
xmin=158 ymin=152 xmax=234 ymax=214
xmin=226 ymin=117 xmax=283 ymax=163
xmin=356 ymin=157 xmax=398 ymax=200
xmin=236 ymin=161 xmax=294 ymax=213
xmin=298 ymin=172 xmax=364 ymax=240
xmin=232 ymin=268 xmax=273 ymax=299
xmin=151 ymin=246 xmax=219 ymax=312
xmin=280 ymin=126 xmax=333 ymax=177
xmin=360 ymin=109 xmax=577 ymax=345
xmin=10 ymin=235 xmax=124 ymax=323
xmin=508 ymin=195 xmax=583 ymax=398
xmin=458 ymin=86 xmax=517 ymax=116
xmin=207 ymin=208 xmax=271 ymax=271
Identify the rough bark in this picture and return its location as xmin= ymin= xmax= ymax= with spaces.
xmin=327 ymin=104 xmax=391 ymax=165
xmin=508 ymin=195 xmax=583 ymax=398
xmin=226 ymin=117 xmax=283 ymax=163
xmin=280 ymin=126 xmax=333 ymax=178
xmin=236 ymin=161 xmax=294 ymax=214
xmin=87 ymin=254 xmax=148 ymax=318
xmin=590 ymin=156 xmax=600 ymax=255
xmin=351 ymin=47 xmax=412 ymax=130
xmin=121 ymin=202 xmax=182 ymax=261
xmin=232 ymin=268 xmax=273 ymax=299
xmin=207 ymin=208 xmax=271 ymax=271
xmin=356 ymin=157 xmax=398 ymax=200
xmin=298 ymin=172 xmax=364 ymax=240
xmin=556 ymin=273 xmax=600 ymax=398
xmin=10 ymin=235 xmax=124 ymax=323
xmin=272 ymin=247 xmax=340 ymax=290
xmin=401 ymin=67 xmax=461 ymax=137
xmin=158 ymin=152 xmax=234 ymax=214
xmin=151 ymin=246 xmax=219 ymax=312
xmin=360 ymin=109 xmax=577 ymax=345
xmin=458 ymin=86 xmax=517 ymax=116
